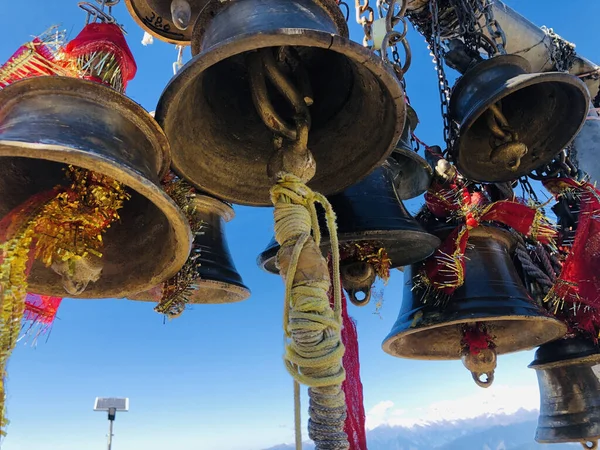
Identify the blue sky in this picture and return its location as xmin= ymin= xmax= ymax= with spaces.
xmin=1 ymin=1 xmax=600 ymax=450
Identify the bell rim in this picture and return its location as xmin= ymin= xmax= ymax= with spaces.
xmin=188 ymin=279 xmax=251 ymax=304
xmin=0 ymin=142 xmax=193 ymax=298
xmin=529 ymin=352 xmax=600 ymax=370
xmin=156 ymin=29 xmax=406 ymax=206
xmin=257 ymin=230 xmax=441 ymax=274
xmin=452 ymin=70 xmax=590 ymax=182
xmin=0 ymin=76 xmax=172 ymax=179
xmin=381 ymin=314 xmax=568 ymax=360
xmin=192 ymin=195 xmax=235 ymax=222
xmin=190 ymin=0 xmax=350 ymax=54
xmin=123 ymin=0 xmax=197 ymax=45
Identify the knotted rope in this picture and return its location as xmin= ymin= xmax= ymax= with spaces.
xmin=271 ymin=174 xmax=348 ymax=450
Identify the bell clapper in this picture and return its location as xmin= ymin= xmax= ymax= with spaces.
xmin=51 ymin=253 xmax=104 ymax=296
xmin=462 ymin=346 xmax=497 ymax=389
xmin=340 ymin=261 xmax=376 ymax=306
xmin=170 ymin=0 xmax=192 ymax=30
xmin=485 ymin=101 xmax=528 ymax=171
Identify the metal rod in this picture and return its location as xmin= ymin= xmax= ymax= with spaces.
xmin=107 ymin=418 xmax=114 ymax=450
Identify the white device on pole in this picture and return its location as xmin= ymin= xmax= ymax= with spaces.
xmin=94 ymin=397 xmax=129 ymax=450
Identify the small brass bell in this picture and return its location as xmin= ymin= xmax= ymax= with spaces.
xmin=131 ymin=194 xmax=250 ymax=304
xmin=530 ymin=337 xmax=600 ymax=450
xmin=449 ymin=54 xmax=589 ymax=182
xmin=382 ymin=226 xmax=566 ymax=375
xmin=257 ymin=157 xmax=440 ymax=304
xmin=390 ymin=105 xmax=433 ymax=200
xmin=124 ymin=0 xmax=202 ymax=44
xmin=156 ymin=0 xmax=406 ymax=206
xmin=0 ymin=76 xmax=192 ymax=299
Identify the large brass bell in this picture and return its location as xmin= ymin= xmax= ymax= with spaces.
xmin=530 ymin=337 xmax=600 ymax=450
xmin=390 ymin=105 xmax=433 ymax=200
xmin=0 ymin=76 xmax=192 ymax=299
xmin=449 ymin=54 xmax=589 ymax=182
xmin=257 ymin=157 xmax=440 ymax=304
xmin=155 ymin=0 xmax=406 ymax=206
xmin=382 ymin=226 xmax=566 ymax=381
xmin=131 ymin=194 xmax=250 ymax=304
xmin=124 ymin=0 xmax=204 ymax=44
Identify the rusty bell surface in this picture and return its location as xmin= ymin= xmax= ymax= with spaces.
xmin=390 ymin=105 xmax=433 ymax=201
xmin=449 ymin=54 xmax=589 ymax=182
xmin=382 ymin=226 xmax=566 ymax=360
xmin=0 ymin=76 xmax=192 ymax=299
xmin=155 ymin=0 xmax=406 ymax=206
xmin=530 ymin=337 xmax=600 ymax=449
xmin=131 ymin=195 xmax=250 ymax=304
xmin=257 ymin=157 xmax=440 ymax=304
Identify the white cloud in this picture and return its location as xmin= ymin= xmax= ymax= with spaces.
xmin=366 ymin=385 xmax=540 ymax=430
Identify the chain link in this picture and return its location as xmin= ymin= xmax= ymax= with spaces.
xmin=355 ymin=0 xmax=375 ymax=46
xmin=428 ymin=0 xmax=454 ymax=153
xmin=476 ymin=0 xmax=506 ymax=55
xmin=378 ymin=0 xmax=412 ymax=79
xmin=541 ymin=26 xmax=576 ymax=72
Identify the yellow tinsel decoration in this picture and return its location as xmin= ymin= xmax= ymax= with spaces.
xmin=0 ymin=165 xmax=129 ymax=435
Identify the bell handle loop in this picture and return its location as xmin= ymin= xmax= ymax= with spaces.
xmin=247 ymin=52 xmax=297 ymax=141
xmin=471 ymin=370 xmax=494 ymax=389
xmin=348 ymin=287 xmax=372 ymax=307
xmin=583 ymin=441 xmax=598 ymax=450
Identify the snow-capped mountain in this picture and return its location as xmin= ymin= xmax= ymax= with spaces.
xmin=263 ymin=410 xmax=579 ymax=449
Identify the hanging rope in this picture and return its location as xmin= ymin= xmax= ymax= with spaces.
xmin=272 ymin=174 xmax=348 ymax=450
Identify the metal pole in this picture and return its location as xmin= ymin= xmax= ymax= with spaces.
xmin=107 ymin=408 xmax=116 ymax=450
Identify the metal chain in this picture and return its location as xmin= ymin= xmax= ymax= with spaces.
xmin=476 ymin=0 xmax=507 ymax=55
xmin=541 ymin=26 xmax=576 ymax=72
xmin=428 ymin=0 xmax=454 ymax=153
xmin=355 ymin=0 xmax=375 ymax=46
xmin=378 ymin=0 xmax=412 ymax=80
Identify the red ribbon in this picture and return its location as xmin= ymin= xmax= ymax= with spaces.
xmin=543 ymin=178 xmax=600 ymax=338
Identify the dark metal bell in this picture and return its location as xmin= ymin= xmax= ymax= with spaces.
xmin=257 ymin=157 xmax=441 ymax=302
xmin=382 ymin=226 xmax=566 ymax=359
xmin=124 ymin=0 xmax=201 ymax=44
xmin=131 ymin=195 xmax=250 ymax=304
xmin=0 ymin=76 xmax=193 ymax=299
xmin=450 ymin=54 xmax=589 ymax=182
xmin=156 ymin=0 xmax=406 ymax=206
xmin=390 ymin=105 xmax=433 ymax=200
xmin=530 ymin=337 xmax=600 ymax=449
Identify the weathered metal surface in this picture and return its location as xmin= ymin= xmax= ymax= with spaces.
xmin=0 ymin=76 xmax=192 ymax=299
xmin=382 ymin=226 xmax=567 ymax=359
xmin=450 ymin=54 xmax=589 ymax=182
xmin=530 ymin=338 xmax=600 ymax=449
xmin=391 ymin=105 xmax=433 ymax=200
xmin=155 ymin=0 xmax=405 ymax=206
xmin=124 ymin=0 xmax=207 ymax=44
xmin=572 ymin=106 xmax=600 ymax=183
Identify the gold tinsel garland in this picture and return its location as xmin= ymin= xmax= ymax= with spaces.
xmin=154 ymin=176 xmax=204 ymax=318
xmin=0 ymin=165 xmax=129 ymax=435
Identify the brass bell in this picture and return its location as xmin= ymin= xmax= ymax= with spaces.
xmin=124 ymin=0 xmax=203 ymax=44
xmin=257 ymin=157 xmax=440 ymax=304
xmin=382 ymin=226 xmax=566 ymax=372
xmin=449 ymin=54 xmax=589 ymax=182
xmin=530 ymin=337 xmax=600 ymax=449
xmin=390 ymin=104 xmax=433 ymax=200
xmin=131 ymin=194 xmax=250 ymax=304
xmin=155 ymin=0 xmax=406 ymax=206
xmin=0 ymin=76 xmax=192 ymax=299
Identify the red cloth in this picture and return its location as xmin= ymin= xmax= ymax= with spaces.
xmin=24 ymin=294 xmax=62 ymax=326
xmin=327 ymin=262 xmax=367 ymax=450
xmin=543 ymin=178 xmax=600 ymax=338
xmin=65 ymin=23 xmax=137 ymax=88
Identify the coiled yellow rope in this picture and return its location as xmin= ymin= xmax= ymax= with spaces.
xmin=271 ymin=173 xmax=348 ymax=450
